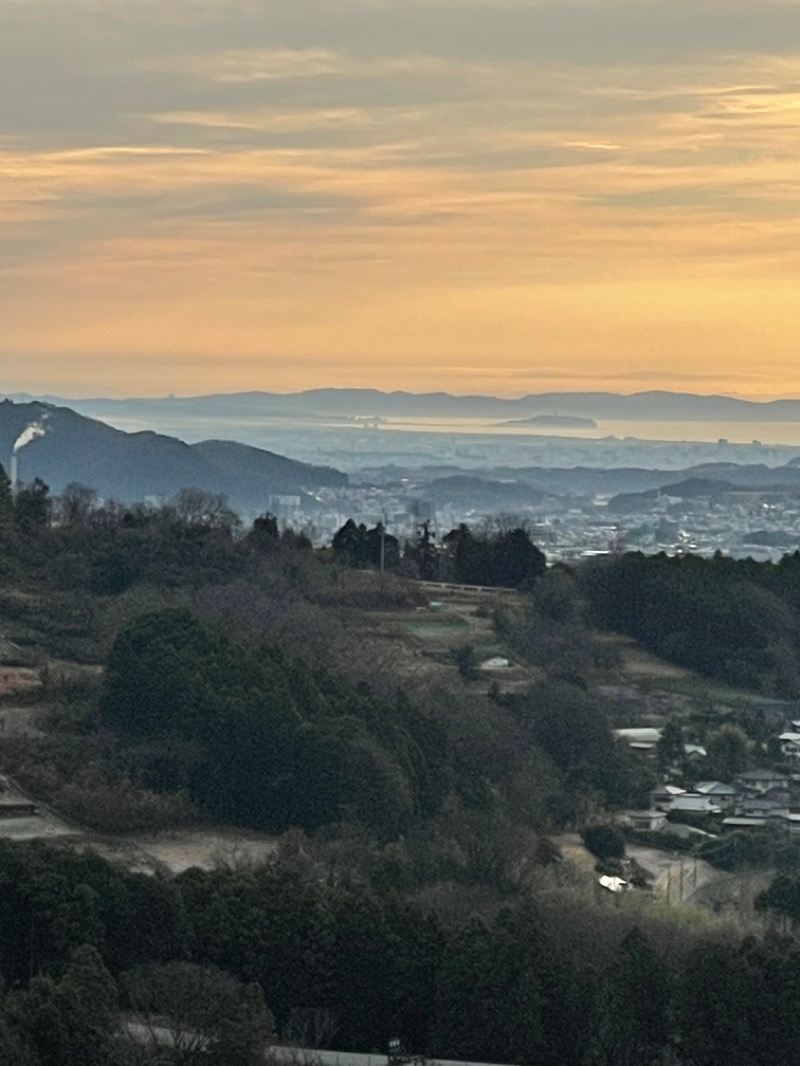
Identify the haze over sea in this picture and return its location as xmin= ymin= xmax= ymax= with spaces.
xmin=100 ymin=412 xmax=800 ymax=449
xmin=342 ymin=418 xmax=800 ymax=446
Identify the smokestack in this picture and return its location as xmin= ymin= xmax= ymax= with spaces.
xmin=11 ymin=419 xmax=47 ymax=495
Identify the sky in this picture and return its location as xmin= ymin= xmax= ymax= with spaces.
xmin=3 ymin=0 xmax=800 ymax=399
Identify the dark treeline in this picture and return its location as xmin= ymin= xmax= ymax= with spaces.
xmin=2 ymin=468 xmax=546 ymax=596
xmin=0 ymin=476 xmax=313 ymax=598
xmin=0 ymin=841 xmax=798 ymax=1066
xmin=332 ymin=518 xmax=547 ymax=589
xmin=579 ymin=551 xmax=800 ymax=697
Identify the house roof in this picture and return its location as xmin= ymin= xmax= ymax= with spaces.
xmin=724 ymin=816 xmax=767 ymax=828
xmin=684 ymin=744 xmax=707 ymax=757
xmin=741 ymin=798 xmax=786 ymax=811
xmin=616 ymin=728 xmax=662 ymax=744
xmin=696 ymin=781 xmax=738 ymax=795
xmin=737 ymin=769 xmax=789 ymax=781
xmin=670 ymin=795 xmax=722 ymax=812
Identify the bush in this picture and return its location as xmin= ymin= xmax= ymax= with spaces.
xmin=697 ymin=830 xmax=775 ymax=871
xmin=622 ymin=828 xmax=697 ymax=853
xmin=582 ymin=824 xmax=626 ymax=860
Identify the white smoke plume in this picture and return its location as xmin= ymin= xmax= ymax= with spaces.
xmin=10 ymin=416 xmax=48 ymax=491
xmin=13 ymin=421 xmax=46 ymax=453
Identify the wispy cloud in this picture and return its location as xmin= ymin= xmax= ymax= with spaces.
xmin=3 ymin=0 xmax=800 ymax=395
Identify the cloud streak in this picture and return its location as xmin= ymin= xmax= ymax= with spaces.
xmin=3 ymin=0 xmax=800 ymax=395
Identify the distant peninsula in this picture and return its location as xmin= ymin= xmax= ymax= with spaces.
xmin=501 ymin=413 xmax=598 ymax=429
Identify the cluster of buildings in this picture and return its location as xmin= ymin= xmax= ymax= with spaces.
xmin=264 ymin=479 xmax=800 ymax=563
xmin=637 ymin=770 xmax=800 ymax=835
xmin=595 ymin=489 xmax=800 ymax=563
xmin=617 ymin=721 xmax=800 ymax=839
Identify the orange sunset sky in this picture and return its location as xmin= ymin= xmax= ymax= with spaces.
xmin=3 ymin=0 xmax=800 ymax=399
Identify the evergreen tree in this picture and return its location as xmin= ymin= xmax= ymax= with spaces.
xmin=13 ymin=478 xmax=50 ymax=537
xmin=4 ymin=945 xmax=118 ymax=1066
xmin=590 ymin=928 xmax=670 ymax=1066
xmin=657 ymin=718 xmax=685 ymax=772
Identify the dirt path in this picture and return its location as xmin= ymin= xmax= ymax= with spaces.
xmin=0 ymin=705 xmax=44 ymax=737
xmin=557 ymin=833 xmax=721 ymax=907
xmin=625 ymin=844 xmax=716 ymax=905
xmin=70 ymin=827 xmax=279 ymax=876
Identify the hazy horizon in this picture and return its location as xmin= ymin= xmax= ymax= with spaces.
xmin=7 ymin=384 xmax=800 ymax=404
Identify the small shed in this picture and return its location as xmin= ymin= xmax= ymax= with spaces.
xmin=629 ymin=810 xmax=668 ymax=831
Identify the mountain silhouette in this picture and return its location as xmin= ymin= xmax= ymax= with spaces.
xmin=0 ymin=399 xmax=346 ymax=509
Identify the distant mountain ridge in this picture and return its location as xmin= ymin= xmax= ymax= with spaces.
xmin=0 ymin=400 xmax=347 ymax=507
xmin=7 ymin=388 xmax=800 ymax=422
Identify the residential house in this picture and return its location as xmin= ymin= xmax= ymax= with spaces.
xmin=683 ymin=743 xmax=707 ymax=760
xmin=779 ymin=733 xmax=800 ymax=759
xmin=695 ymin=781 xmax=738 ymax=810
xmin=668 ymin=794 xmax=722 ymax=815
xmin=629 ymin=810 xmax=669 ymax=831
xmin=738 ymin=795 xmax=789 ymax=819
xmin=652 ymin=784 xmax=686 ymax=809
xmin=615 ymin=728 xmax=661 ymax=753
xmin=723 ymin=815 xmax=768 ymax=829
xmin=735 ymin=769 xmax=790 ymax=794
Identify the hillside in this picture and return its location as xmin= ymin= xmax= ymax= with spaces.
xmin=0 ymin=499 xmax=798 ymax=1064
xmin=0 ymin=399 xmax=347 ymax=507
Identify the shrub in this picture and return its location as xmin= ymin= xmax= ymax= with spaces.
xmin=582 ymin=824 xmax=626 ymax=861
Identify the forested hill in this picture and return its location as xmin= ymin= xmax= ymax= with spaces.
xmin=580 ymin=550 xmax=800 ymax=696
xmin=0 ymin=400 xmax=346 ymax=506
xmin=5 ymin=484 xmax=800 ymax=1063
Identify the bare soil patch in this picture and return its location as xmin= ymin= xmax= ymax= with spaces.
xmin=0 ymin=666 xmax=40 ymax=697
xmin=83 ymin=828 xmax=279 ymax=876
xmin=0 ymin=706 xmax=44 ymax=738
xmin=613 ymin=640 xmax=692 ymax=681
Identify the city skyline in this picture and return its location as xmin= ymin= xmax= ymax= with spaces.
xmin=3 ymin=1 xmax=800 ymax=398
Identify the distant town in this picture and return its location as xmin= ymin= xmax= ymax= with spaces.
xmin=6 ymin=391 xmax=800 ymax=563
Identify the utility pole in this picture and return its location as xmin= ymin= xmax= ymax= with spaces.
xmin=679 ymin=858 xmax=685 ymax=903
xmin=380 ymin=509 xmax=387 ymax=574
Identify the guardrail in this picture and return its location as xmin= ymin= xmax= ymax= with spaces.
xmin=413 ymin=581 xmax=519 ymax=594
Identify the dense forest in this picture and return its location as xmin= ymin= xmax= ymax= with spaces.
xmin=580 ymin=551 xmax=800 ymax=697
xmin=5 ymin=468 xmax=800 ymax=1063
xmin=0 ymin=840 xmax=799 ymax=1066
